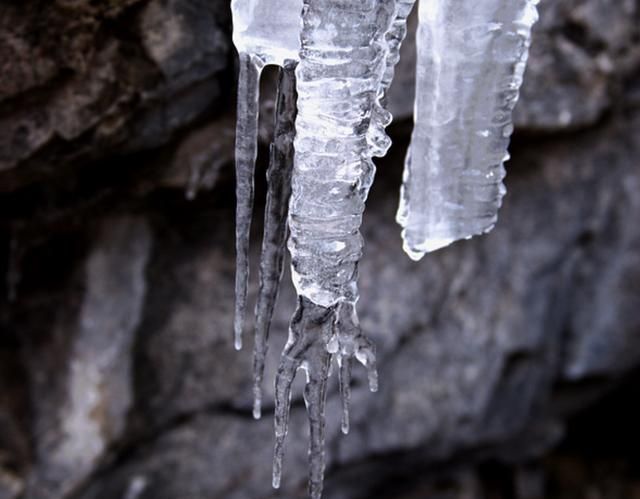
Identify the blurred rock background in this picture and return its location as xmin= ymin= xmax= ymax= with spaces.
xmin=1 ymin=0 xmax=640 ymax=498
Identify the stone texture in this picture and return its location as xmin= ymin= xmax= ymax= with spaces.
xmin=1 ymin=1 xmax=640 ymax=499
xmin=22 ymin=217 xmax=151 ymax=499
xmin=0 ymin=0 xmax=230 ymax=189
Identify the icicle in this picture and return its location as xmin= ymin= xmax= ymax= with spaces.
xmin=253 ymin=61 xmax=298 ymax=420
xmin=233 ymin=51 xmax=264 ymax=351
xmin=273 ymin=297 xmax=333 ymax=498
xmin=397 ymin=0 xmax=540 ymax=260
xmin=337 ymin=355 xmax=351 ymax=435
xmin=229 ymin=0 xmax=538 ymax=497
xmin=276 ymin=0 xmax=393 ymax=493
xmin=231 ymin=0 xmax=303 ymax=350
xmin=329 ymin=302 xmax=378 ymax=435
xmin=288 ymin=0 xmax=396 ymax=311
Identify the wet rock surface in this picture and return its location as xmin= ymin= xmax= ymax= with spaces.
xmin=1 ymin=1 xmax=640 ymax=498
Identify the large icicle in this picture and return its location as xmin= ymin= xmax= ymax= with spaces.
xmin=274 ymin=1 xmax=396 ymax=496
xmin=253 ymin=61 xmax=298 ymax=420
xmin=231 ymin=0 xmax=303 ymax=350
xmin=397 ymin=0 xmax=539 ymax=260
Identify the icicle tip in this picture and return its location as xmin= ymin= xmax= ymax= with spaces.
xmin=252 ymin=386 xmax=262 ymax=420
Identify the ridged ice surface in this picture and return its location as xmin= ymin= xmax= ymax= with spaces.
xmin=273 ymin=1 xmax=396 ymax=497
xmin=368 ymin=0 xmax=417 ymax=158
xmin=381 ymin=0 xmax=417 ymax=93
xmin=397 ymin=0 xmax=539 ymax=260
xmin=288 ymin=0 xmax=395 ymax=308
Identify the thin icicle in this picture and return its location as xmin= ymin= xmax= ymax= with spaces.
xmin=273 ymin=297 xmax=333 ymax=496
xmin=253 ymin=61 xmax=298 ymax=420
xmin=231 ymin=0 xmax=303 ymax=350
xmin=304 ymin=342 xmax=331 ymax=499
xmin=329 ymin=302 xmax=378 ymax=433
xmin=233 ymin=52 xmax=264 ymax=351
xmin=337 ymin=354 xmax=351 ymax=435
xmin=397 ymin=0 xmax=540 ymax=260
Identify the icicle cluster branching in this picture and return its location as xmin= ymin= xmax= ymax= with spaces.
xmin=229 ymin=0 xmax=538 ymax=497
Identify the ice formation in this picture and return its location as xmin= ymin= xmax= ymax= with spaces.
xmin=232 ymin=0 xmax=303 ymax=354
xmin=230 ymin=0 xmax=538 ymax=497
xmin=397 ymin=0 xmax=540 ymax=259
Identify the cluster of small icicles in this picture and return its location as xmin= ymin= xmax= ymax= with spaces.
xmin=229 ymin=0 xmax=539 ymax=497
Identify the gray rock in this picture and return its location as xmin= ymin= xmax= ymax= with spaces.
xmin=58 ymin=111 xmax=640 ymax=499
xmin=0 ymin=0 xmax=230 ymax=187
xmin=0 ymin=1 xmax=639 ymax=499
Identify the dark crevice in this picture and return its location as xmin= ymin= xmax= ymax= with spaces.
xmin=561 ymin=20 xmax=607 ymax=56
xmin=322 ymin=364 xmax=640 ymax=498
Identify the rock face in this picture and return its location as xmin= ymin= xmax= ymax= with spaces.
xmin=1 ymin=1 xmax=639 ymax=499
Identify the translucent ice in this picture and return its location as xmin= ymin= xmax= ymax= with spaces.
xmin=253 ymin=62 xmax=297 ymax=420
xmin=233 ymin=51 xmax=262 ymax=351
xmin=231 ymin=0 xmax=303 ymax=350
xmin=288 ymin=0 xmax=395 ymax=310
xmin=273 ymin=1 xmax=395 ymax=496
xmin=272 ymin=298 xmax=332 ymax=497
xmin=231 ymin=0 xmax=303 ymax=66
xmin=272 ymin=300 xmax=377 ymax=499
xmin=368 ymin=0 xmax=417 ymax=158
xmin=397 ymin=0 xmax=539 ymax=260
xmin=228 ymin=0 xmax=538 ymax=497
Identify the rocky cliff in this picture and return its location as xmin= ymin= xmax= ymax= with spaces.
xmin=1 ymin=1 xmax=640 ymax=498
